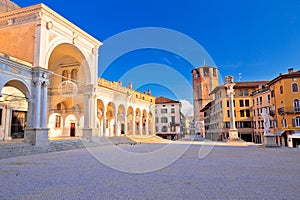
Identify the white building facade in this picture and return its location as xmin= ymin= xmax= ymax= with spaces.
xmin=0 ymin=2 xmax=155 ymax=145
xmin=155 ymin=96 xmax=182 ymax=140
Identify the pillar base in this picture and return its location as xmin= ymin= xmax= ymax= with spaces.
xmin=227 ymin=129 xmax=243 ymax=142
xmin=24 ymin=128 xmax=50 ymax=146
xmin=82 ymin=128 xmax=98 ymax=141
xmin=262 ymin=134 xmax=280 ymax=147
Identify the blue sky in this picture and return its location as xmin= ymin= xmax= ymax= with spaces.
xmin=13 ymin=0 xmax=300 ymax=111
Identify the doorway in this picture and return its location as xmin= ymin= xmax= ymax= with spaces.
xmin=70 ymin=123 xmax=75 ymax=137
xmin=11 ymin=111 xmax=27 ymax=139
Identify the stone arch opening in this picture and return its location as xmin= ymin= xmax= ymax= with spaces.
xmin=47 ymin=43 xmax=92 ymax=137
xmin=127 ymin=106 xmax=134 ymax=135
xmin=106 ymin=102 xmax=116 ymax=136
xmin=0 ymin=79 xmax=30 ymax=140
xmin=97 ymin=99 xmax=105 ymax=136
xmin=117 ymin=104 xmax=126 ymax=136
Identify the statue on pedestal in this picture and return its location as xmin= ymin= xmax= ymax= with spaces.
xmin=261 ymin=108 xmax=270 ymax=135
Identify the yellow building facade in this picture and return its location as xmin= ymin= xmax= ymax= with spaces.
xmin=269 ymin=68 xmax=300 ymax=147
xmin=203 ymin=80 xmax=267 ymax=142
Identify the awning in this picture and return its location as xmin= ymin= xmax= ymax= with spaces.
xmin=290 ymin=131 xmax=300 ymax=138
xmin=274 ymin=130 xmax=286 ymax=136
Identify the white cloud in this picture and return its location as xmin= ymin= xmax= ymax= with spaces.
xmin=180 ymin=100 xmax=193 ymax=116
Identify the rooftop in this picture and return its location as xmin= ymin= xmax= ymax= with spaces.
xmin=155 ymin=96 xmax=180 ymax=104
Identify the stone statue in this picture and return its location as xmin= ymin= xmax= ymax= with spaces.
xmin=261 ymin=108 xmax=270 ymax=135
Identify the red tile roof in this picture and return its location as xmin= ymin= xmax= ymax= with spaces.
xmin=155 ymin=96 xmax=180 ymax=104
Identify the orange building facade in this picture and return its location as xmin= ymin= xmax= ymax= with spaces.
xmin=268 ymin=68 xmax=300 ymax=147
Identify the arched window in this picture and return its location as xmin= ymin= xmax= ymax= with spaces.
xmin=279 ymin=85 xmax=283 ymax=94
xmin=294 ymin=99 xmax=300 ymax=112
xmin=62 ymin=70 xmax=68 ymax=82
xmin=292 ymin=83 xmax=299 ymax=93
xmin=71 ymin=69 xmax=78 ymax=82
xmin=293 ymin=116 xmax=300 ymax=127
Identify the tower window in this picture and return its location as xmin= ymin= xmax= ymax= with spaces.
xmin=203 ymin=67 xmax=209 ymax=77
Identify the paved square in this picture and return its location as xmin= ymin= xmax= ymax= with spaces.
xmin=0 ymin=143 xmax=299 ymax=200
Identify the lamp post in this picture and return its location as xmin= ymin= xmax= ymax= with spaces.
xmin=224 ymin=76 xmax=240 ymax=141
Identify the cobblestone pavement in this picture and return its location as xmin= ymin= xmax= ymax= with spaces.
xmin=0 ymin=143 xmax=299 ymax=200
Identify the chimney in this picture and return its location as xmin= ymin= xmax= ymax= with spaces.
xmin=147 ymin=89 xmax=151 ymax=95
xmin=129 ymin=82 xmax=132 ymax=89
xmin=288 ymin=68 xmax=294 ymax=74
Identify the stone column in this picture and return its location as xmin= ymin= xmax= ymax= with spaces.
xmin=139 ymin=112 xmax=143 ymax=135
xmin=124 ymin=109 xmax=128 ymax=135
xmin=145 ymin=114 xmax=149 ymax=135
xmin=115 ymin=110 xmax=119 ymax=136
xmin=82 ymin=84 xmax=97 ymax=140
xmin=103 ymin=107 xmax=107 ymax=137
xmin=41 ymin=80 xmax=49 ymax=128
xmin=224 ymin=76 xmax=240 ymax=141
xmin=132 ymin=111 xmax=136 ymax=135
xmin=26 ymin=99 xmax=33 ymax=128
xmin=24 ymin=68 xmax=50 ymax=146
xmin=33 ymin=78 xmax=42 ymax=128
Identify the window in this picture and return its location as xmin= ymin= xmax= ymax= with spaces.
xmin=161 ymin=117 xmax=168 ymax=123
xmin=293 ymin=117 xmax=300 ymax=127
xmin=256 ymin=98 xmax=259 ymax=105
xmin=292 ymin=83 xmax=299 ymax=93
xmin=252 ymin=99 xmax=254 ymax=106
xmin=241 ymin=121 xmax=252 ymax=128
xmin=0 ymin=108 xmax=2 ymax=125
xmin=227 ymin=100 xmax=229 ymax=107
xmin=240 ymin=110 xmax=245 ymax=117
xmin=227 ymin=110 xmax=230 ymax=117
xmin=171 ymin=108 xmax=175 ymax=113
xmin=55 ymin=115 xmax=61 ymax=128
xmin=254 ymin=109 xmax=256 ymax=116
xmin=161 ymin=109 xmax=167 ymax=113
xmin=294 ymin=99 xmax=300 ymax=112
xmin=203 ymin=67 xmax=209 ymax=76
xmin=155 ymin=118 xmax=158 ymax=123
xmin=171 ymin=116 xmax=175 ymax=123
xmin=213 ymin=68 xmax=217 ymax=77
xmin=271 ymin=90 xmax=275 ymax=98
xmin=259 ymin=97 xmax=262 ymax=105
xmin=239 ymin=90 xmax=243 ymax=96
xmin=239 ymin=100 xmax=244 ymax=107
xmin=62 ymin=70 xmax=68 ymax=82
xmin=280 ymin=85 xmax=283 ymax=94
xmin=225 ymin=122 xmax=230 ymax=128
xmin=246 ymin=109 xmax=250 ymax=117
xmin=267 ymin=94 xmax=271 ymax=103
xmin=244 ymin=89 xmax=249 ymax=96
xmin=71 ymin=69 xmax=78 ymax=82
xmin=161 ymin=126 xmax=168 ymax=132
xmin=245 ymin=99 xmax=250 ymax=107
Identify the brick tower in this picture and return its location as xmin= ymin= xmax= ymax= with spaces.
xmin=192 ymin=65 xmax=219 ymax=135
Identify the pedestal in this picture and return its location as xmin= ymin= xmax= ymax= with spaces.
xmin=228 ymin=129 xmax=242 ymax=142
xmin=24 ymin=128 xmax=50 ymax=146
xmin=82 ymin=128 xmax=98 ymax=141
xmin=263 ymin=134 xmax=279 ymax=147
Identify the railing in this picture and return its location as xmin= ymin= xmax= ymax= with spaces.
xmin=278 ymin=107 xmax=300 ymax=115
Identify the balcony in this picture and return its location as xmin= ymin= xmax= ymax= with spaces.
xmin=277 ymin=107 xmax=300 ymax=115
